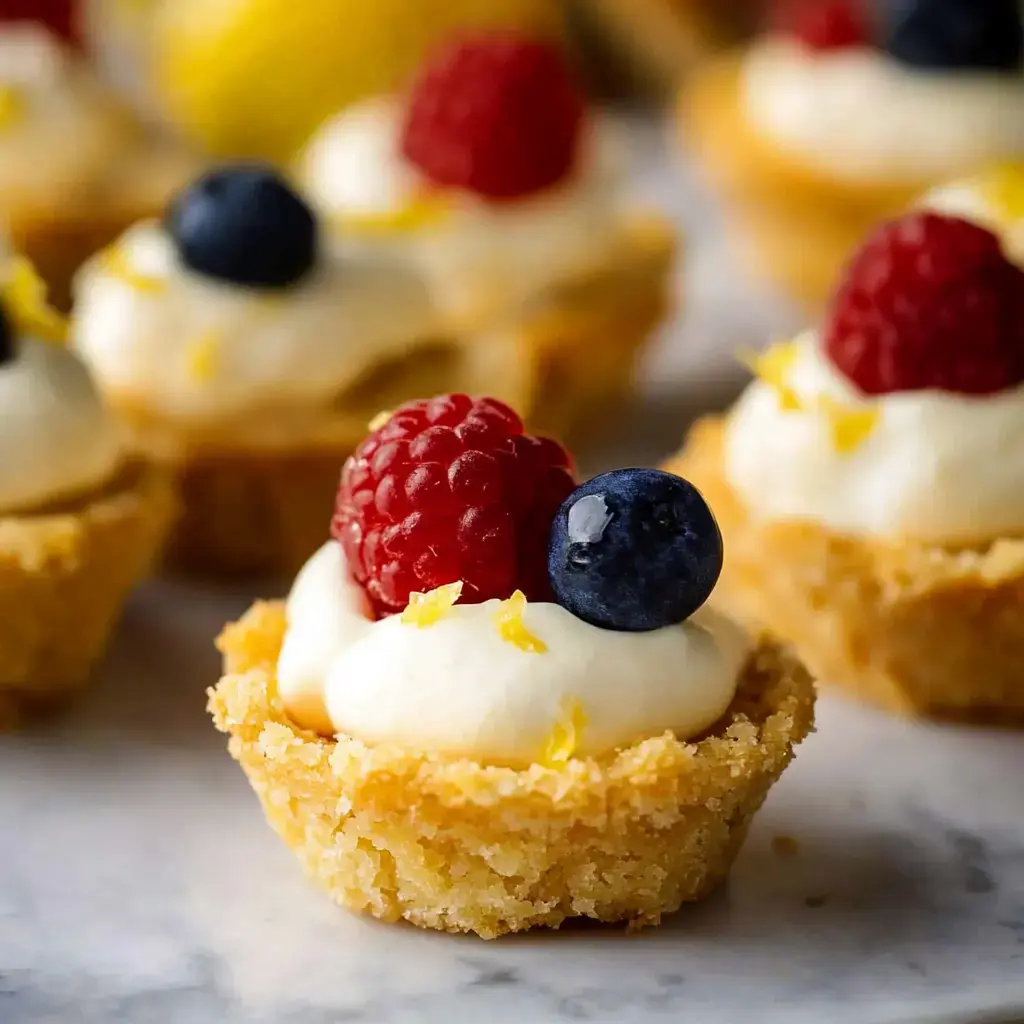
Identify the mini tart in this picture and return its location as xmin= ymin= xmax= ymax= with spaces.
xmin=681 ymin=55 xmax=922 ymax=308
xmin=0 ymin=462 xmax=177 ymax=727
xmin=210 ymin=601 xmax=813 ymax=938
xmin=113 ymin=216 xmax=674 ymax=579
xmin=669 ymin=418 xmax=1024 ymax=724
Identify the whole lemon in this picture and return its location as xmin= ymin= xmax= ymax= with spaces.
xmin=151 ymin=0 xmax=565 ymax=163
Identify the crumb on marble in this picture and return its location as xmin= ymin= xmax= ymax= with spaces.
xmin=771 ymin=834 xmax=800 ymax=858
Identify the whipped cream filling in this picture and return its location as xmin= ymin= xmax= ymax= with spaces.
xmin=298 ymin=97 xmax=629 ymax=322
xmin=277 ymin=541 xmax=748 ymax=767
xmin=0 ymin=24 xmax=127 ymax=203
xmin=725 ymin=331 xmax=1024 ymax=544
xmin=71 ymin=221 xmax=444 ymax=425
xmin=0 ymin=338 xmax=122 ymax=514
xmin=742 ymin=40 xmax=1024 ymax=183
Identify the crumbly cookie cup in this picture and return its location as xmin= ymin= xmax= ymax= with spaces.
xmin=681 ymin=56 xmax=920 ymax=307
xmin=0 ymin=464 xmax=178 ymax=728
xmin=121 ymin=218 xmax=675 ymax=580
xmin=669 ymin=418 xmax=1024 ymax=724
xmin=209 ymin=602 xmax=815 ymax=939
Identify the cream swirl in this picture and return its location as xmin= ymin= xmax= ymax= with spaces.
xmin=0 ymin=338 xmax=122 ymax=514
xmin=70 ymin=221 xmax=444 ymax=425
xmin=277 ymin=541 xmax=748 ymax=766
xmin=725 ymin=332 xmax=1024 ymax=543
xmin=298 ymin=97 xmax=628 ymax=322
xmin=742 ymin=39 xmax=1024 ymax=183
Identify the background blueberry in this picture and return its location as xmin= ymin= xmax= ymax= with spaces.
xmin=165 ymin=165 xmax=317 ymax=289
xmin=0 ymin=304 xmax=14 ymax=366
xmin=547 ymin=468 xmax=723 ymax=632
xmin=885 ymin=0 xmax=1023 ymax=71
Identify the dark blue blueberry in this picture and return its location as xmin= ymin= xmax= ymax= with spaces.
xmin=0 ymin=303 xmax=12 ymax=365
xmin=885 ymin=0 xmax=1023 ymax=71
xmin=547 ymin=468 xmax=723 ymax=632
xmin=165 ymin=165 xmax=317 ymax=289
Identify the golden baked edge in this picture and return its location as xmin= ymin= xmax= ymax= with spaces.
xmin=669 ymin=417 xmax=1024 ymax=723
xmin=208 ymin=600 xmax=815 ymax=939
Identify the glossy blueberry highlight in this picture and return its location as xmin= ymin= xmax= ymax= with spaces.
xmin=547 ymin=469 xmax=723 ymax=632
xmin=166 ymin=165 xmax=317 ymax=289
xmin=885 ymin=0 xmax=1023 ymax=71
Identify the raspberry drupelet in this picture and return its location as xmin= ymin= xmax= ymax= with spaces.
xmin=400 ymin=33 xmax=585 ymax=202
xmin=826 ymin=212 xmax=1024 ymax=396
xmin=332 ymin=395 xmax=576 ymax=617
xmin=772 ymin=0 xmax=871 ymax=52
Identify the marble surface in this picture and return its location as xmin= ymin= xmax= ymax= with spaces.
xmin=3 ymin=123 xmax=1024 ymax=1024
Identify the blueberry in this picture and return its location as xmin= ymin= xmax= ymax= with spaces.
xmin=0 ymin=304 xmax=12 ymax=365
xmin=165 ymin=165 xmax=317 ymax=289
xmin=885 ymin=0 xmax=1023 ymax=71
xmin=547 ymin=469 xmax=723 ymax=632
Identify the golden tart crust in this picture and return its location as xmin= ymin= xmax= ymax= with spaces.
xmin=669 ymin=417 xmax=1024 ymax=723
xmin=113 ymin=217 xmax=675 ymax=579
xmin=209 ymin=601 xmax=814 ymax=939
xmin=0 ymin=462 xmax=177 ymax=727
xmin=681 ymin=55 xmax=921 ymax=308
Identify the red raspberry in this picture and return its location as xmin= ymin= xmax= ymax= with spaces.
xmin=825 ymin=213 xmax=1024 ymax=396
xmin=332 ymin=394 xmax=576 ymax=617
xmin=772 ymin=0 xmax=870 ymax=51
xmin=0 ymin=0 xmax=79 ymax=43
xmin=400 ymin=34 xmax=585 ymax=202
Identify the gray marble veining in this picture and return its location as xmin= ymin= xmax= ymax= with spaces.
xmin=2 ymin=120 xmax=1023 ymax=1024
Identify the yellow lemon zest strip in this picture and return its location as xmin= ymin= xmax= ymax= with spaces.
xmin=980 ymin=161 xmax=1024 ymax=223
xmin=368 ymin=409 xmax=393 ymax=431
xmin=99 ymin=245 xmax=166 ymax=295
xmin=492 ymin=590 xmax=547 ymax=654
xmin=401 ymin=581 xmax=463 ymax=628
xmin=819 ymin=396 xmax=879 ymax=455
xmin=0 ymin=86 xmax=24 ymax=130
xmin=541 ymin=699 xmax=588 ymax=767
xmin=333 ymin=192 xmax=452 ymax=237
xmin=2 ymin=256 xmax=67 ymax=343
xmin=185 ymin=330 xmax=221 ymax=383
xmin=738 ymin=340 xmax=803 ymax=412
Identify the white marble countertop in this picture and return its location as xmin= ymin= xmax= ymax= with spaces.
xmin=2 ymin=122 xmax=1024 ymax=1024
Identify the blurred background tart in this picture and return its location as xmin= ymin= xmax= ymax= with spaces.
xmin=683 ymin=0 xmax=1024 ymax=309
xmin=0 ymin=2 xmax=200 ymax=310
xmin=296 ymin=33 xmax=677 ymax=441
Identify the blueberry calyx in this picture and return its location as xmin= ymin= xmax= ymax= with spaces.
xmin=165 ymin=165 xmax=318 ymax=290
xmin=547 ymin=468 xmax=724 ymax=633
xmin=885 ymin=0 xmax=1023 ymax=71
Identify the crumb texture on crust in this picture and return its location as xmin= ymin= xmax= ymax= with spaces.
xmin=670 ymin=417 xmax=1024 ymax=723
xmin=209 ymin=601 xmax=814 ymax=939
xmin=161 ymin=218 xmax=675 ymax=579
xmin=0 ymin=464 xmax=177 ymax=727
